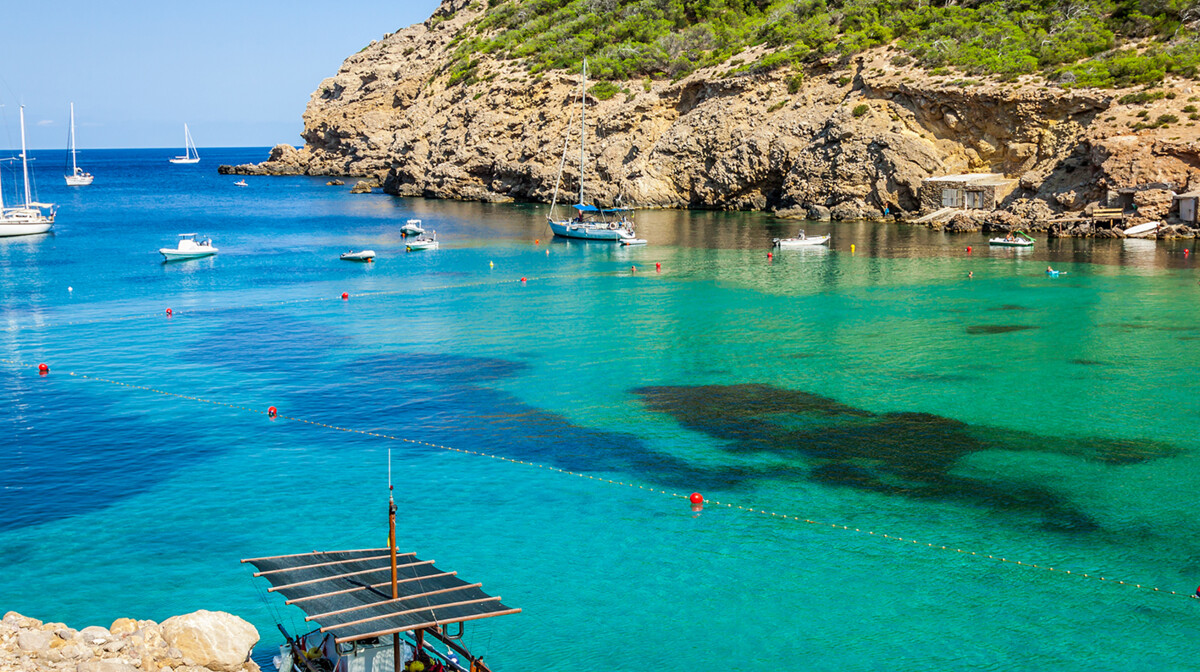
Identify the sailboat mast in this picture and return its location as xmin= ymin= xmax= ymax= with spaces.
xmin=579 ymin=59 xmax=586 ymax=207
xmin=19 ymin=106 xmax=31 ymax=207
xmin=70 ymin=103 xmax=78 ymax=173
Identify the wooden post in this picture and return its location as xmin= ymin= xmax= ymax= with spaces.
xmin=390 ymin=486 xmax=400 ymax=672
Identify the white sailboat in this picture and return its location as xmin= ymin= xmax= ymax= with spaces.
xmin=169 ymin=124 xmax=200 ymax=164
xmin=64 ymin=103 xmax=93 ymax=186
xmin=547 ymin=60 xmax=641 ymax=243
xmin=1 ymin=106 xmax=56 ymax=237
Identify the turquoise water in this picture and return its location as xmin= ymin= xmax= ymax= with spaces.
xmin=3 ymin=149 xmax=1200 ymax=671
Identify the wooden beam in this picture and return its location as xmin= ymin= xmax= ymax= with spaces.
xmin=334 ymin=609 xmax=522 ymax=644
xmin=241 ymin=548 xmax=388 ymax=563
xmin=253 ymin=554 xmax=401 ymax=576
xmin=318 ymin=584 xmax=485 ymax=630
xmin=284 ymin=567 xmax=449 ymax=605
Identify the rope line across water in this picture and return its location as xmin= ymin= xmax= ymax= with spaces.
xmin=2 ymin=356 xmax=1196 ymax=603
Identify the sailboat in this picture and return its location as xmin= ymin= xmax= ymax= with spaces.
xmin=547 ymin=60 xmax=642 ymax=244
xmin=169 ymin=123 xmax=200 ymax=164
xmin=1 ymin=106 xmax=56 ymax=237
xmin=64 ymin=103 xmax=93 ymax=186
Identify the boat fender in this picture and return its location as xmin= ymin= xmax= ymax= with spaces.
xmin=166 ymin=308 xmax=173 ymax=317
xmin=406 ymin=246 xmax=412 ymax=252
xmin=38 ymin=363 xmax=49 ymax=375
xmin=268 ymin=406 xmax=278 ymax=418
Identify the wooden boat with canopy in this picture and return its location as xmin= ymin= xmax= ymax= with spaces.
xmin=243 ymin=483 xmax=519 ymax=672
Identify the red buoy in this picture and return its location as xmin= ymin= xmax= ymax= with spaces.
xmin=689 ymin=492 xmax=703 ymax=505
xmin=165 ymin=308 xmax=173 ymax=317
xmin=268 ymin=406 xmax=278 ymax=418
xmin=656 ymin=262 xmax=661 ymax=272
xmin=38 ymin=363 xmax=49 ymax=375
xmin=341 ymin=292 xmax=349 ymax=300
xmin=520 ymin=277 xmax=527 ymax=283
xmin=967 ymin=246 xmax=972 ymax=254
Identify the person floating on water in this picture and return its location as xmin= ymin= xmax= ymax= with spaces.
xmin=968 ymin=271 xmax=974 ymax=279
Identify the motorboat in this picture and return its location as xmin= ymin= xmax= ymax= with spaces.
xmin=234 ymin=179 xmax=248 ymax=187
xmin=406 ymin=231 xmax=439 ymax=251
xmin=773 ymin=230 xmax=830 ymax=248
xmin=340 ymin=249 xmax=376 ymax=262
xmin=160 ymin=233 xmax=217 ymax=260
xmin=989 ymin=232 xmax=1035 ymax=247
xmin=620 ymin=237 xmax=648 ymax=246
xmin=401 ymin=219 xmax=424 ymax=235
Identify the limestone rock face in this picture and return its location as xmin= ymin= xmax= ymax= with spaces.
xmin=221 ymin=0 xmax=1200 ymax=235
xmin=160 ymin=611 xmax=258 ymax=672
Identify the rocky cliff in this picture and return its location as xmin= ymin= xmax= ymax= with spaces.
xmin=220 ymin=0 xmax=1200 ymax=232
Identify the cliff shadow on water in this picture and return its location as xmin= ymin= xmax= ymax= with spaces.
xmin=633 ymin=383 xmax=1181 ymax=533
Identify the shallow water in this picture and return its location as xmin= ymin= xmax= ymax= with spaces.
xmin=2 ymin=149 xmax=1200 ymax=671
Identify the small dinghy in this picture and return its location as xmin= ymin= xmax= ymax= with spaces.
xmin=401 ymin=219 xmax=425 ymax=235
xmin=406 ymin=231 xmax=439 ymax=251
xmin=160 ymin=233 xmax=217 ymax=261
xmin=340 ymin=249 xmax=375 ymax=262
xmin=1122 ymin=221 xmax=1160 ymax=236
xmin=989 ymin=232 xmax=1035 ymax=247
xmin=774 ymin=230 xmax=830 ymax=248
xmin=620 ymin=237 xmax=648 ymax=246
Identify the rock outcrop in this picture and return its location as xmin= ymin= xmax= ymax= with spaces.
xmin=220 ymin=0 xmax=1200 ymax=231
xmin=2 ymin=610 xmax=259 ymax=672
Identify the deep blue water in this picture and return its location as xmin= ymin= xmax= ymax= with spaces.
xmin=2 ymin=148 xmax=1200 ymax=671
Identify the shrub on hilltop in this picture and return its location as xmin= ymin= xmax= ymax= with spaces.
xmin=442 ymin=0 xmax=1200 ymax=88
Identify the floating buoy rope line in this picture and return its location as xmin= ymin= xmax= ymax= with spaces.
xmin=3 ymin=356 xmax=1196 ymax=603
xmin=0 ymin=272 xmax=607 ymax=333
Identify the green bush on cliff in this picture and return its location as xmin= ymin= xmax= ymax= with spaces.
xmin=451 ymin=0 xmax=1200 ymax=88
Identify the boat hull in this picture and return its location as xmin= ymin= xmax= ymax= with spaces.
xmin=549 ymin=220 xmax=637 ymax=241
xmin=0 ymin=221 xmax=53 ymax=237
xmin=988 ymin=239 xmax=1034 ymax=247
xmin=406 ymin=241 xmax=439 ymax=251
xmin=160 ymin=249 xmax=217 ymax=260
xmin=775 ymin=236 xmax=830 ymax=248
xmin=65 ymin=175 xmax=93 ymax=186
xmin=340 ymin=250 xmax=376 ymax=261
xmin=169 ymin=158 xmax=200 ymax=164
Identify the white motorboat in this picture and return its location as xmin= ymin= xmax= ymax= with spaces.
xmin=169 ymin=124 xmax=200 ymax=164
xmin=340 ymin=249 xmax=376 ymax=261
xmin=773 ymin=230 xmax=830 ymax=248
xmin=401 ymin=219 xmax=425 ymax=235
xmin=406 ymin=231 xmax=439 ymax=251
xmin=64 ymin=103 xmax=93 ymax=186
xmin=989 ymin=232 xmax=1035 ymax=247
xmin=160 ymin=233 xmax=217 ymax=260
xmin=546 ymin=59 xmax=644 ymax=244
xmin=1 ymin=106 xmax=56 ymax=237
xmin=234 ymin=179 xmax=248 ymax=187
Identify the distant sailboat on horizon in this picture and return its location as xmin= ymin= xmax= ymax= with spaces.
xmin=169 ymin=123 xmax=200 ymax=164
xmin=64 ymin=102 xmax=93 ymax=186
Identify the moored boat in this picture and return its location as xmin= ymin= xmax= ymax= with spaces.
xmin=773 ymin=231 xmax=830 ymax=248
xmin=406 ymin=231 xmax=439 ymax=251
xmin=160 ymin=233 xmax=217 ymax=260
xmin=169 ymin=124 xmax=200 ymax=164
xmin=64 ymin=103 xmax=93 ymax=186
xmin=242 ymin=466 xmax=519 ymax=672
xmin=340 ymin=249 xmax=376 ymax=262
xmin=401 ymin=219 xmax=425 ymax=235
xmin=989 ymin=232 xmax=1035 ymax=247
xmin=234 ymin=179 xmax=248 ymax=187
xmin=1 ymin=106 xmax=56 ymax=237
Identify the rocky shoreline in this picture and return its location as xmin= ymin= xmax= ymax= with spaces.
xmin=219 ymin=0 xmax=1200 ymax=240
xmin=1 ymin=610 xmax=260 ymax=672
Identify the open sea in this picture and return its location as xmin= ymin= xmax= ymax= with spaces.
xmin=3 ymin=148 xmax=1200 ymax=671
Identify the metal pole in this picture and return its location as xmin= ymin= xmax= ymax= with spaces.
xmin=20 ymin=106 xmax=31 ymax=207
xmin=389 ymin=451 xmax=400 ymax=672
xmin=579 ymin=60 xmax=586 ymax=208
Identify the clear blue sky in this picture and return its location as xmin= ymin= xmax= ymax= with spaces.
xmin=1 ymin=0 xmax=441 ymax=149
